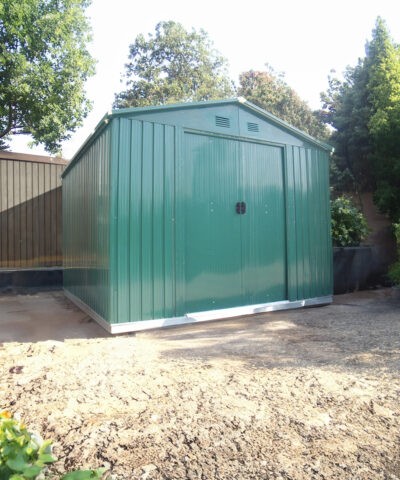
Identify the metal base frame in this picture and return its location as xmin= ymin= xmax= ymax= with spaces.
xmin=64 ymin=289 xmax=332 ymax=334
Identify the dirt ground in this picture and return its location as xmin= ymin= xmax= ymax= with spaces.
xmin=1 ymin=288 xmax=400 ymax=479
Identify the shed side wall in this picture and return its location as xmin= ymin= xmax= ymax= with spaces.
xmin=63 ymin=125 xmax=111 ymax=321
xmin=0 ymin=158 xmax=64 ymax=268
xmin=109 ymin=118 xmax=176 ymax=323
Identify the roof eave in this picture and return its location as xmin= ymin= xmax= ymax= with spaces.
xmin=240 ymin=98 xmax=333 ymax=152
xmin=62 ymin=111 xmax=112 ymax=178
xmin=110 ymin=97 xmax=239 ymax=117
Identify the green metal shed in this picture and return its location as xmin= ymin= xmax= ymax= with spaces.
xmin=62 ymin=98 xmax=333 ymax=333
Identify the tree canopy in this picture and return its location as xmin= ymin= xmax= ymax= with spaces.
xmin=238 ymin=66 xmax=328 ymax=140
xmin=367 ymin=20 xmax=400 ymax=220
xmin=0 ymin=0 xmax=95 ymax=153
xmin=0 ymin=138 xmax=8 ymax=150
xmin=321 ymin=17 xmax=400 ymax=220
xmin=114 ymin=22 xmax=331 ymax=140
xmin=114 ymin=21 xmax=234 ymax=109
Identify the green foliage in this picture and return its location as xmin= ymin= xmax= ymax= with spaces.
xmin=388 ymin=262 xmax=400 ymax=285
xmin=238 ymin=65 xmax=328 ymax=140
xmin=0 ymin=0 xmax=95 ymax=153
xmin=331 ymin=196 xmax=369 ymax=247
xmin=0 ymin=412 xmax=107 ymax=480
xmin=0 ymin=411 xmax=56 ymax=480
xmin=321 ymin=66 xmax=372 ymax=192
xmin=0 ymin=138 xmax=9 ymax=151
xmin=321 ymin=17 xmax=400 ymax=221
xmin=114 ymin=21 xmax=234 ymax=108
xmin=388 ymin=223 xmax=400 ymax=285
xmin=367 ymin=21 xmax=400 ymax=221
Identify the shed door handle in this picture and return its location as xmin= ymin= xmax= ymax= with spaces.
xmin=236 ymin=201 xmax=246 ymax=214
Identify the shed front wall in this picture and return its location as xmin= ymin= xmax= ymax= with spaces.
xmin=116 ymin=103 xmax=317 ymax=149
xmin=107 ymin=115 xmax=332 ymax=326
xmin=285 ymin=145 xmax=332 ymax=300
xmin=108 ymin=118 xmax=177 ymax=323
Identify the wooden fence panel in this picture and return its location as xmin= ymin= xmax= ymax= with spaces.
xmin=0 ymin=152 xmax=67 ymax=268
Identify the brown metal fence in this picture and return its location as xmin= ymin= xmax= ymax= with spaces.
xmin=0 ymin=151 xmax=67 ymax=268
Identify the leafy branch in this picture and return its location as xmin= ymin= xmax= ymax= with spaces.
xmin=0 ymin=412 xmax=109 ymax=480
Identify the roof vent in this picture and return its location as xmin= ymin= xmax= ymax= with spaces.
xmin=247 ymin=122 xmax=259 ymax=132
xmin=215 ymin=116 xmax=230 ymax=128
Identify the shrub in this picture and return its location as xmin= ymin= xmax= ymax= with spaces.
xmin=388 ymin=223 xmax=400 ymax=285
xmin=0 ymin=411 xmax=107 ymax=480
xmin=0 ymin=410 xmax=56 ymax=480
xmin=331 ymin=195 xmax=369 ymax=247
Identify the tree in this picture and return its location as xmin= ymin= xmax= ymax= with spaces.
xmin=320 ymin=65 xmax=372 ymax=192
xmin=238 ymin=66 xmax=328 ymax=140
xmin=0 ymin=0 xmax=95 ymax=153
xmin=114 ymin=21 xmax=234 ymax=109
xmin=321 ymin=17 xmax=400 ymax=220
xmin=367 ymin=20 xmax=400 ymax=220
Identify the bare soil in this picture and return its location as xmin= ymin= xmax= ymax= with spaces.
xmin=1 ymin=288 xmax=400 ymax=479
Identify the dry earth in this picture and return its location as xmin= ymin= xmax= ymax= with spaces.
xmin=1 ymin=288 xmax=400 ymax=479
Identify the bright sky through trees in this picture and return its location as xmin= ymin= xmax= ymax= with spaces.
xmin=9 ymin=0 xmax=400 ymax=159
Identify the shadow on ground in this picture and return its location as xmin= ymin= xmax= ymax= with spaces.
xmin=1 ymin=287 xmax=400 ymax=373
xmin=0 ymin=289 xmax=111 ymax=342
xmin=136 ymin=288 xmax=400 ymax=371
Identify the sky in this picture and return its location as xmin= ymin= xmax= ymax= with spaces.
xmin=10 ymin=0 xmax=400 ymax=159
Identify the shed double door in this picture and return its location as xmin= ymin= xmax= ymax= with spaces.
xmin=183 ymin=132 xmax=287 ymax=313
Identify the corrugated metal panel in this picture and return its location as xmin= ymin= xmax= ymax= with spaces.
xmin=63 ymin=101 xmax=332 ymax=329
xmin=109 ymin=119 xmax=176 ymax=323
xmin=285 ymin=145 xmax=332 ymax=300
xmin=241 ymin=141 xmax=286 ymax=305
xmin=182 ymin=132 xmax=242 ymax=314
xmin=182 ymin=134 xmax=288 ymax=314
xmin=0 ymin=155 xmax=65 ymax=268
xmin=63 ymin=126 xmax=111 ymax=321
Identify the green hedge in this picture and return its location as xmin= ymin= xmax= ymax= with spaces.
xmin=388 ymin=223 xmax=400 ymax=285
xmin=331 ymin=196 xmax=369 ymax=247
